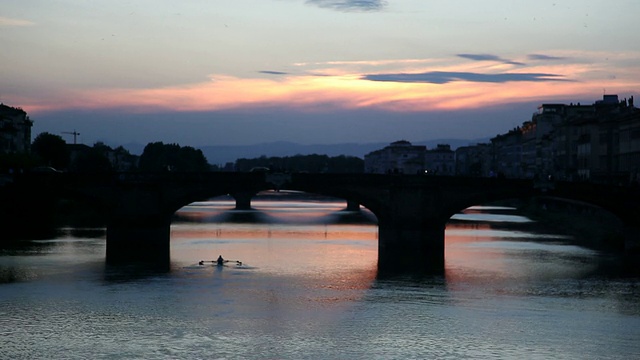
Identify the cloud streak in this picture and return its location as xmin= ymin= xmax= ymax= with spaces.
xmin=457 ymin=53 xmax=525 ymax=66
xmin=259 ymin=70 xmax=289 ymax=75
xmin=0 ymin=16 xmax=34 ymax=27
xmin=362 ymin=71 xmax=570 ymax=84
xmin=528 ymin=54 xmax=568 ymax=61
xmin=306 ymin=0 xmax=387 ymax=12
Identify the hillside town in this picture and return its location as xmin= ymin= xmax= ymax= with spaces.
xmin=2 ymin=94 xmax=640 ymax=185
xmin=364 ymin=95 xmax=640 ymax=186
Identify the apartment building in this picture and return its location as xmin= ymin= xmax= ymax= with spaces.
xmin=0 ymin=104 xmax=33 ymax=154
xmin=424 ymin=144 xmax=455 ymax=175
xmin=455 ymin=143 xmax=492 ymax=177
xmin=364 ymin=140 xmax=426 ymax=174
xmin=476 ymin=95 xmax=640 ymax=184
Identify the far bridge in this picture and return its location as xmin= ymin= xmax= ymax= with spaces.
xmin=5 ymin=172 xmax=640 ymax=274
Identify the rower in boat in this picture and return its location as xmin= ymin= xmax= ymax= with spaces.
xmin=198 ymin=257 xmax=242 ymax=266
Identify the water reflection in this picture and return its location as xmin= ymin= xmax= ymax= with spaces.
xmin=0 ymin=265 xmax=37 ymax=283
xmin=451 ymin=206 xmax=531 ymax=223
xmin=62 ymin=228 xmax=106 ymax=239
xmin=102 ymin=262 xmax=172 ymax=283
xmin=444 ymin=205 xmax=639 ymax=305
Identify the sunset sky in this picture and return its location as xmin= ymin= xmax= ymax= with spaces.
xmin=2 ymin=0 xmax=639 ymax=148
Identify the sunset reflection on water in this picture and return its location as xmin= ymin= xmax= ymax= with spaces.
xmin=444 ymin=207 xmax=596 ymax=291
xmin=171 ymin=197 xmax=379 ymax=282
xmin=172 ymin=199 xmax=599 ymax=293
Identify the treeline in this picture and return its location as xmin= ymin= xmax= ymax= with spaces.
xmin=3 ymin=132 xmax=364 ymax=174
xmin=13 ymin=133 xmax=210 ymax=172
xmin=235 ymin=154 xmax=363 ymax=173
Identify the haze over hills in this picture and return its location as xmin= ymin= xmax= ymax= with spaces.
xmin=119 ymin=138 xmax=490 ymax=166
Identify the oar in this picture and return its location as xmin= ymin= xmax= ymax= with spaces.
xmin=224 ymin=260 xmax=243 ymax=265
xmin=198 ymin=260 xmax=222 ymax=265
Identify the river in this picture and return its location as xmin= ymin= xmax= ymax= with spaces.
xmin=1 ymin=194 xmax=639 ymax=359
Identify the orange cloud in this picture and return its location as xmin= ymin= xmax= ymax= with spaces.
xmin=22 ymin=52 xmax=640 ymax=116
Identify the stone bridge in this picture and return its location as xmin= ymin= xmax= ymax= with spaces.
xmin=5 ymin=172 xmax=639 ymax=273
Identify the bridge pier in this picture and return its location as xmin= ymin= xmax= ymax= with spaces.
xmin=346 ymin=200 xmax=360 ymax=212
xmin=104 ymin=187 xmax=173 ymax=267
xmin=377 ymin=218 xmax=445 ymax=275
xmin=373 ymin=183 xmax=448 ymax=275
xmin=106 ymin=223 xmax=170 ymax=266
xmin=232 ymin=191 xmax=256 ymax=210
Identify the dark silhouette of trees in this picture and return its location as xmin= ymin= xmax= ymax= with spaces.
xmin=69 ymin=142 xmax=114 ymax=173
xmin=235 ymin=154 xmax=363 ymax=173
xmin=329 ymin=155 xmax=365 ymax=173
xmin=31 ymin=132 xmax=69 ymax=169
xmin=139 ymin=142 xmax=209 ymax=172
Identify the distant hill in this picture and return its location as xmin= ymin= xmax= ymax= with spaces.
xmin=120 ymin=138 xmax=490 ymax=166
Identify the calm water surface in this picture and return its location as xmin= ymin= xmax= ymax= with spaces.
xmin=1 ymin=196 xmax=639 ymax=359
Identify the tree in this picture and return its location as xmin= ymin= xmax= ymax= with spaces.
xmin=234 ymin=154 xmax=364 ymax=173
xmin=69 ymin=142 xmax=114 ymax=173
xmin=139 ymin=142 xmax=210 ymax=172
xmin=31 ymin=132 xmax=69 ymax=169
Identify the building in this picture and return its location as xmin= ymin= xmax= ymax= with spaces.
xmin=547 ymin=95 xmax=639 ymax=183
xmin=618 ymin=109 xmax=640 ymax=185
xmin=0 ymin=104 xmax=33 ymax=154
xmin=491 ymin=128 xmax=523 ymax=178
xmin=474 ymin=94 xmax=640 ymax=184
xmin=364 ymin=140 xmax=426 ymax=174
xmin=548 ymin=104 xmax=595 ymax=181
xmin=455 ymin=143 xmax=492 ymax=177
xmin=425 ymin=144 xmax=455 ymax=175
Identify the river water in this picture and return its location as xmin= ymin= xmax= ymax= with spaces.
xmin=1 ymin=194 xmax=639 ymax=359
